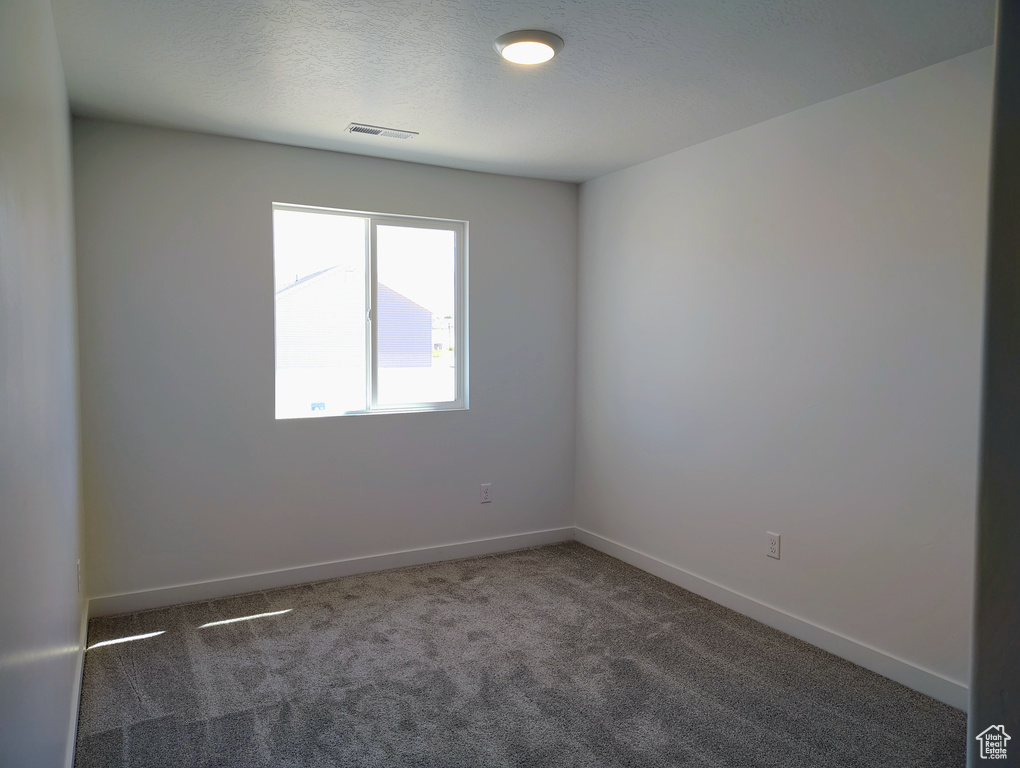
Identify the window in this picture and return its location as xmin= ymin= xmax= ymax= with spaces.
xmin=273 ymin=203 xmax=467 ymax=419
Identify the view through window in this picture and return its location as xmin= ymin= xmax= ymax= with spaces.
xmin=273 ymin=204 xmax=466 ymax=418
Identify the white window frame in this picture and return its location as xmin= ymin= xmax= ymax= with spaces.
xmin=273 ymin=202 xmax=468 ymax=417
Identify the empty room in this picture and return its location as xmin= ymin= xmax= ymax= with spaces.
xmin=3 ymin=0 xmax=1018 ymax=766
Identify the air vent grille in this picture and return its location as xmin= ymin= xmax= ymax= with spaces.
xmin=345 ymin=123 xmax=419 ymax=140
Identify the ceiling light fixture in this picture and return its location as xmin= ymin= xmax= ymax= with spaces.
xmin=494 ymin=30 xmax=564 ymax=65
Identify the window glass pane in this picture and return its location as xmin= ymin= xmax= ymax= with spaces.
xmin=274 ymin=208 xmax=367 ymax=418
xmin=375 ymin=225 xmax=457 ymax=405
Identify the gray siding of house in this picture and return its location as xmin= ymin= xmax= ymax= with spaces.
xmin=275 ymin=273 xmax=432 ymax=370
xmin=377 ymin=283 xmax=432 ymax=368
xmin=275 ymin=268 xmax=363 ymax=369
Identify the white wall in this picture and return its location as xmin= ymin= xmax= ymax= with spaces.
xmin=0 ymin=1 xmax=84 ymax=765
xmin=74 ymin=120 xmax=577 ymax=601
xmin=576 ymin=48 xmax=992 ymax=697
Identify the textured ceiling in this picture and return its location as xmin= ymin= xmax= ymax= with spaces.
xmin=51 ymin=0 xmax=994 ymax=182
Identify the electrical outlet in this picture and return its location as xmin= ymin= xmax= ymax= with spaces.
xmin=480 ymin=483 xmax=492 ymax=503
xmin=767 ymin=532 xmax=780 ymax=560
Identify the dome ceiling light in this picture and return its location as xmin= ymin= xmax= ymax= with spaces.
xmin=494 ymin=30 xmax=564 ymax=65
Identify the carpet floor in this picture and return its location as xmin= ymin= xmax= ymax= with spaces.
xmin=75 ymin=542 xmax=965 ymax=767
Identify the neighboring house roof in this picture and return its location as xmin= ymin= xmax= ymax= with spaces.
xmin=275 ymin=267 xmax=431 ymax=317
xmin=376 ymin=282 xmax=429 ymax=316
xmin=275 ymin=265 xmax=340 ymax=297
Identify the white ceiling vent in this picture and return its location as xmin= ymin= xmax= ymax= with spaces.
xmin=345 ymin=123 xmax=419 ymax=140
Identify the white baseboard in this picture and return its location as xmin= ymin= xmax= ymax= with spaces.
xmin=65 ymin=603 xmax=88 ymax=768
xmin=574 ymin=527 xmax=969 ymax=711
xmin=83 ymin=525 xmax=967 ymax=711
xmin=88 ymin=527 xmax=575 ymax=618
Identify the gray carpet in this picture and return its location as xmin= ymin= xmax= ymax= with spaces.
xmin=75 ymin=542 xmax=965 ymax=767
